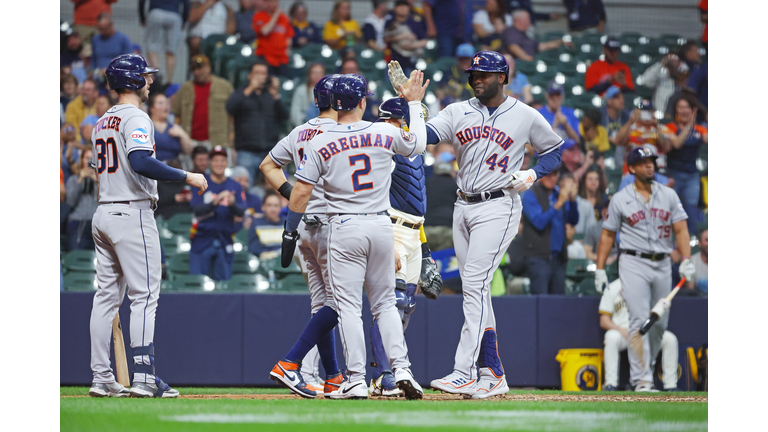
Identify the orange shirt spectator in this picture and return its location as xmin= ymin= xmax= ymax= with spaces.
xmin=72 ymin=0 xmax=117 ymax=26
xmin=585 ymin=36 xmax=634 ymax=96
xmin=252 ymin=0 xmax=294 ymax=69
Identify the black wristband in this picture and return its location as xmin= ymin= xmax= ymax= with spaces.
xmin=278 ymin=181 xmax=293 ymax=200
xmin=421 ymin=242 xmax=431 ymax=258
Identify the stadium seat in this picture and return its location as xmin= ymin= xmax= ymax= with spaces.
xmin=213 ymin=42 xmax=249 ymax=77
xmin=166 ymin=213 xmax=193 ymax=236
xmin=619 ymin=32 xmax=643 ymax=47
xmin=537 ymin=50 xmax=560 ymax=65
xmin=228 ymin=55 xmax=259 ymax=88
xmin=273 ymin=274 xmax=309 ymax=292
xmin=274 ymin=258 xmax=302 ymax=277
xmin=541 ymin=30 xmax=565 ymax=42
xmin=566 ymin=258 xmax=593 ymax=280
xmin=166 ymin=253 xmax=190 ymax=277
xmin=575 ymin=33 xmax=603 ymax=46
xmin=515 ymin=59 xmax=537 ymax=76
xmin=622 ymin=92 xmax=639 ymax=111
xmin=634 ymin=85 xmax=654 ymax=100
xmin=566 ymin=277 xmax=601 ymax=296
xmin=294 ymin=43 xmax=323 ymax=62
xmin=63 ymin=272 xmax=98 ymax=292
xmin=220 ymin=274 xmax=266 ymax=292
xmin=232 ymin=251 xmax=259 ymax=274
xmin=202 ymin=34 xmax=231 ymax=63
xmin=62 ymin=250 xmax=98 ymax=273
xmin=164 ymin=274 xmax=214 ymax=292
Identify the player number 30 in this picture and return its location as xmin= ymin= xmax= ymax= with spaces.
xmin=95 ymin=137 xmax=119 ymax=174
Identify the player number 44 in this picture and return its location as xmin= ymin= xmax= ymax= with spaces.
xmin=485 ymin=153 xmax=509 ymax=173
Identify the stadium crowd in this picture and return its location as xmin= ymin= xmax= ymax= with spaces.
xmin=60 ymin=0 xmax=708 ymax=296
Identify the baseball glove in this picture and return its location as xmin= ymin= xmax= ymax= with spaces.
xmin=419 ymin=256 xmax=443 ymax=300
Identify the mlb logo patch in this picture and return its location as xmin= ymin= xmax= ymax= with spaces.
xmin=298 ymin=153 xmax=308 ymax=171
xmin=131 ymin=128 xmax=149 ymax=144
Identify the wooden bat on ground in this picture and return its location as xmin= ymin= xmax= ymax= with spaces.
xmin=112 ymin=313 xmax=130 ymax=387
xmin=638 ymin=277 xmax=686 ymax=335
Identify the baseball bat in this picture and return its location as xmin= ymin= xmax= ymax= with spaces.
xmin=638 ymin=278 xmax=686 ymax=335
xmin=112 ymin=312 xmax=130 ymax=387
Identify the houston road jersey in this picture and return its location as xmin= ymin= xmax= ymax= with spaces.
xmin=90 ymin=104 xmax=159 ymax=202
xmin=297 ymin=120 xmax=421 ymax=214
xmin=598 ymin=280 xmax=629 ymax=329
xmin=603 ymin=181 xmax=687 ymax=254
xmin=426 ymin=96 xmax=563 ymax=193
xmin=269 ymin=116 xmax=338 ymax=214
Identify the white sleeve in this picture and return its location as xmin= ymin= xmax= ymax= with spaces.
xmin=668 ymin=187 xmax=689 ymax=223
xmin=426 ymin=104 xmax=454 ymax=143
xmin=602 ymin=195 xmax=622 ymax=232
xmin=407 ymin=101 xmax=426 ymax=154
xmin=294 ymin=145 xmax=322 ymax=185
xmin=269 ymin=133 xmax=294 ymax=167
xmin=122 ymin=115 xmax=155 ymax=155
xmin=529 ymin=108 xmax=564 ymax=156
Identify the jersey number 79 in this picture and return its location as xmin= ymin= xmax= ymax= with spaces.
xmin=95 ymin=138 xmax=119 ymax=174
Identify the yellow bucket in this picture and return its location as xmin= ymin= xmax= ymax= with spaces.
xmin=556 ymin=349 xmax=604 ymax=391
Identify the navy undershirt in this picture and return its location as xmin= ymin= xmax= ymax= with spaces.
xmin=128 ymin=150 xmax=187 ymax=181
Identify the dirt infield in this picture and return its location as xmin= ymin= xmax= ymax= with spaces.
xmin=61 ymin=393 xmax=707 ymax=402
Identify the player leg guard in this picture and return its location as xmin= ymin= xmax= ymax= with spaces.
xmin=286 ymin=306 xmax=338 ymax=363
xmin=477 ymin=329 xmax=504 ymax=377
xmin=395 ymin=280 xmax=417 ymax=331
xmin=370 ymin=318 xmax=392 ymax=377
xmin=132 ymin=343 xmax=156 ymax=384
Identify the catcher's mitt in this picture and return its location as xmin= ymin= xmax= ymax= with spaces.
xmin=419 ymin=256 xmax=443 ymax=300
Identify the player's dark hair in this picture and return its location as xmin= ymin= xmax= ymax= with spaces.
xmin=678 ymin=41 xmax=699 ymax=60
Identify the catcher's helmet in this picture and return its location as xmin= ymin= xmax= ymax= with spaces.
xmin=105 ymin=54 xmax=158 ymax=91
xmin=378 ymin=97 xmax=410 ymax=124
xmin=314 ymin=74 xmax=342 ymax=109
xmin=627 ymin=145 xmax=658 ymax=166
xmin=465 ymin=50 xmax=509 ymax=85
xmin=331 ymin=74 xmax=374 ymax=111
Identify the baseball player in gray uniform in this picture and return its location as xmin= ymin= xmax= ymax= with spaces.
xmin=594 ymin=146 xmax=694 ymax=392
xmin=261 ymin=74 xmax=345 ymax=398
xmin=390 ymin=52 xmax=564 ymax=399
xmin=280 ymin=72 xmax=430 ymax=400
xmin=88 ymin=54 xmax=207 ymax=398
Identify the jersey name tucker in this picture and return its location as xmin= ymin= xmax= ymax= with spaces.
xmin=455 ymin=125 xmax=514 ymax=150
xmin=317 ymin=133 xmax=395 ymax=161
xmin=626 ymin=208 xmax=671 ymax=226
xmin=94 ymin=115 xmax=122 ymax=133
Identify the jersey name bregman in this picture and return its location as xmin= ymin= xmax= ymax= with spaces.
xmin=626 ymin=208 xmax=671 ymax=226
xmin=317 ymin=133 xmax=394 ymax=161
xmin=455 ymin=125 xmax=514 ymax=150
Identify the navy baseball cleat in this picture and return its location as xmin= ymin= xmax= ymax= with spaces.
xmin=603 ymin=384 xmax=618 ymax=391
xmin=270 ymin=359 xmax=317 ymax=399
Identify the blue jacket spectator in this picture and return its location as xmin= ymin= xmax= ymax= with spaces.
xmin=148 ymin=93 xmax=194 ymax=162
xmin=687 ymin=63 xmax=708 ymax=109
xmin=562 ymin=0 xmax=606 ymax=33
xmin=91 ymin=13 xmax=133 ymax=71
xmin=290 ymin=1 xmax=322 ymax=48
xmin=423 ymin=0 xmax=465 ymax=58
xmin=230 ymin=166 xmax=263 ymax=232
xmin=248 ymin=191 xmax=286 ymax=257
xmin=234 ymin=0 xmax=257 ymax=43
xmin=537 ymin=81 xmax=581 ymax=142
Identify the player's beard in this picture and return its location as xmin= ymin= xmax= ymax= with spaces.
xmin=475 ymin=82 xmax=500 ymax=104
xmin=139 ymin=86 xmax=150 ymax=103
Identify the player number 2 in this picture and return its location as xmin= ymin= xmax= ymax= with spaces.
xmin=485 ymin=153 xmax=509 ymax=173
xmin=95 ymin=137 xmax=119 ymax=174
xmin=657 ymin=225 xmax=671 ymax=239
xmin=349 ymin=154 xmax=373 ymax=191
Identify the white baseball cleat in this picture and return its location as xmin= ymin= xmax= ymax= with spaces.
xmin=635 ymin=382 xmax=660 ymax=392
xmin=129 ymin=377 xmax=180 ymax=398
xmin=89 ymin=381 xmax=130 ymax=398
xmin=328 ymin=380 xmax=368 ymax=400
xmin=471 ymin=367 xmax=509 ymax=399
xmin=394 ymin=368 xmax=423 ymax=400
xmin=431 ymin=371 xmax=476 ymax=394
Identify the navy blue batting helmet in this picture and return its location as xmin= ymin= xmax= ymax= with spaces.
xmin=331 ymin=74 xmax=374 ymax=111
xmin=105 ymin=54 xmax=158 ymax=91
xmin=627 ymin=145 xmax=658 ymax=166
xmin=465 ymin=50 xmax=509 ymax=85
xmin=314 ymin=74 xmax=342 ymax=109
xmin=378 ymin=97 xmax=410 ymax=125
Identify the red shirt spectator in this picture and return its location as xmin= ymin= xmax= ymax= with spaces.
xmin=192 ymin=80 xmax=211 ymax=141
xmin=585 ymin=36 xmax=634 ymax=95
xmin=252 ymin=0 xmax=294 ymax=69
xmin=699 ymin=0 xmax=708 ymax=46
xmin=71 ymin=0 xmax=117 ymax=26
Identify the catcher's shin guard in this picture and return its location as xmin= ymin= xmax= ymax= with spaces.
xmin=369 ymin=318 xmax=392 ymax=377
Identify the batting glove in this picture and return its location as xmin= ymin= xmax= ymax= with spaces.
xmin=679 ymin=259 xmax=695 ymax=280
xmin=280 ymin=229 xmax=300 ymax=268
xmin=594 ymin=269 xmax=608 ymax=294
xmin=509 ymin=169 xmax=537 ymax=192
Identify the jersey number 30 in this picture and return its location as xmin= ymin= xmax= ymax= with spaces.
xmin=95 ymin=137 xmax=119 ymax=174
xmin=349 ymin=154 xmax=373 ymax=191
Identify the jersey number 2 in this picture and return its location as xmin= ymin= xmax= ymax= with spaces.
xmin=95 ymin=138 xmax=119 ymax=174
xmin=485 ymin=153 xmax=509 ymax=173
xmin=349 ymin=154 xmax=373 ymax=191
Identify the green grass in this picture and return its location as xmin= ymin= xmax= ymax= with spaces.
xmin=61 ymin=387 xmax=708 ymax=432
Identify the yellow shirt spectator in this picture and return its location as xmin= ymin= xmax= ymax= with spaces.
xmin=579 ymin=123 xmax=610 ymax=152
xmin=323 ymin=19 xmax=361 ymax=50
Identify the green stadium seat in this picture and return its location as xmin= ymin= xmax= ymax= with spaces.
xmin=62 ymin=250 xmax=98 ymax=272
xmin=566 ymin=276 xmax=601 ymax=296
xmin=232 ymin=251 xmax=259 ymax=275
xmin=64 ymin=272 xmax=98 ymax=292
xmin=164 ymin=274 xmax=214 ymax=292
xmin=622 ymin=92 xmax=638 ymax=111
xmin=619 ymin=32 xmax=643 ymax=47
xmin=575 ymin=33 xmax=603 ymax=46
xmin=566 ymin=259 xmax=593 ymax=280
xmin=211 ymin=42 xmax=248 ymax=77
xmin=606 ymin=260 xmax=619 ymax=281
xmin=228 ymin=55 xmax=259 ymax=88
xmin=634 ymin=85 xmax=653 ymax=100
xmin=273 ymin=274 xmax=309 ymax=292
xmin=166 ymin=213 xmax=193 ymax=236
xmin=537 ymin=50 xmax=560 ymax=65
xmin=257 ymin=256 xmax=280 ymax=275
xmin=541 ymin=30 xmax=565 ymax=42
xmin=220 ymin=274 xmax=266 ymax=292
xmin=274 ymin=258 xmax=302 ymax=277
xmin=515 ymin=59 xmax=537 ymax=76
xmin=166 ymin=253 xmax=190 ymax=276
xmin=558 ymin=61 xmax=579 ymax=77
xmin=659 ymin=34 xmax=684 ymax=47
xmin=202 ymin=34 xmax=231 ymax=62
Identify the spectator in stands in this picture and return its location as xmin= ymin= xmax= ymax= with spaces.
xmin=578 ymin=165 xmax=608 ymax=220
xmin=566 ymin=223 xmax=587 ymax=259
xmin=687 ymin=63 xmax=708 ymax=110
xmin=172 ymin=54 xmax=234 ymax=149
xmin=585 ymin=36 xmax=633 ymax=96
xmin=289 ymin=1 xmax=322 ymax=48
xmin=61 ymin=32 xmax=90 ymax=85
xmin=80 ymin=115 xmax=99 ymax=148
xmin=503 ymin=54 xmax=533 ymax=104
xmin=424 ymin=141 xmax=457 ymax=251
xmin=148 ymin=93 xmax=194 ymax=163
xmin=502 ymin=9 xmax=570 ymax=61
xmin=61 ymin=74 xmax=80 ymax=113
xmin=624 ymin=100 xmax=671 ymax=174
xmin=189 ymin=146 xmax=246 ymax=281
xmin=248 ymin=191 xmax=285 ymax=258
xmin=507 ymin=0 xmax=559 ymax=25
xmin=70 ymin=0 xmax=117 ymax=55
xmin=384 ymin=0 xmax=428 ymax=75
xmin=678 ymin=41 xmax=701 ymax=72
xmin=140 ymin=0 xmax=188 ymax=85
xmin=537 ymin=81 xmax=580 ymax=142
xmin=522 ymin=170 xmax=579 ymax=295
xmin=640 ymin=53 xmax=689 ymax=120
xmin=95 ymin=94 xmax=111 ymax=118
xmin=663 ymin=94 xmax=707 ymax=237
xmin=253 ymin=0 xmax=294 ymax=77
xmin=187 ymin=0 xmax=236 ymax=58
xmin=155 ymin=158 xmax=193 ymax=221
xmin=91 ymin=13 xmax=133 ymax=75
xmin=323 ymin=0 xmax=361 ymax=51
xmin=688 ymin=228 xmax=707 ymax=292
xmin=231 ymin=166 xmax=263 ymax=231
xmin=562 ymin=0 xmax=606 ymax=33
xmin=423 ymin=0 xmax=463 ymax=58
xmin=337 ymin=59 xmax=380 ymax=122
xmin=191 ymin=145 xmax=210 ymax=173
xmin=65 ymin=148 xmax=99 ymax=251
xmin=600 ymin=85 xmax=631 ymax=150
xmin=438 ymin=43 xmax=475 ymax=101
xmin=61 ymin=123 xmax=80 ymax=182
xmin=580 ymin=108 xmax=609 ymax=153
xmin=226 ymin=60 xmax=289 ymax=186
xmin=290 ymin=63 xmax=326 ymax=128
xmin=582 ymin=200 xmax=616 ymax=264
xmin=699 ymin=0 xmax=707 ymax=49
xmin=472 ymin=0 xmax=511 ymax=52
xmin=66 ymin=77 xmax=99 ymax=142
xmin=363 ymin=0 xmax=390 ymax=52
xmin=234 ymin=0 xmax=260 ymax=44
xmin=559 ymin=139 xmax=592 ymax=182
